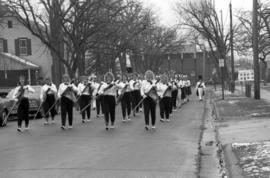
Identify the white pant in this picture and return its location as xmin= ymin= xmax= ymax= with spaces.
xmin=198 ymin=88 xmax=204 ymax=100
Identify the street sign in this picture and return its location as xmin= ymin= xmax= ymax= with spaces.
xmin=219 ymin=58 xmax=225 ymax=67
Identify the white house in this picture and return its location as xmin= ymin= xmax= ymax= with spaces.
xmin=0 ymin=16 xmax=52 ymax=87
xmin=238 ymin=69 xmax=254 ymax=82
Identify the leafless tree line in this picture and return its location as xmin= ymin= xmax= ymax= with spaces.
xmin=3 ymin=0 xmax=185 ymax=84
xmin=175 ymin=0 xmax=270 ymax=82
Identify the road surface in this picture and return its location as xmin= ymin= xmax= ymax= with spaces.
xmin=0 ymin=94 xmax=206 ymax=178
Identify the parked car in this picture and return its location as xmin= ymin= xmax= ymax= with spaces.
xmin=0 ymin=86 xmax=42 ymax=127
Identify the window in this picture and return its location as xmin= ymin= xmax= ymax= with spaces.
xmin=15 ymin=38 xmax=31 ymax=56
xmin=19 ymin=39 xmax=27 ymax=55
xmin=0 ymin=39 xmax=3 ymax=52
xmin=8 ymin=21 xmax=13 ymax=28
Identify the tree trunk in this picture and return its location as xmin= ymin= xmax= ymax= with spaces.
xmin=119 ymin=52 xmax=126 ymax=73
xmin=49 ymin=0 xmax=64 ymax=86
xmin=262 ymin=61 xmax=267 ymax=86
xmin=79 ymin=54 xmax=85 ymax=76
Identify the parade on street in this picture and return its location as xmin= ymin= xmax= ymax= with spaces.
xmin=1 ymin=0 xmax=270 ymax=177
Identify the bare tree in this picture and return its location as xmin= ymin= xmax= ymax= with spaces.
xmin=0 ymin=0 xmax=8 ymax=25
xmin=135 ymin=25 xmax=185 ymax=73
xmin=176 ymin=0 xmax=233 ymax=78
xmin=87 ymin=0 xmax=154 ymax=74
xmin=235 ymin=1 xmax=270 ymax=84
xmin=6 ymin=0 xmax=128 ymax=79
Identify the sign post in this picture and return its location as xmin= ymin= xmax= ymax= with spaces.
xmin=219 ymin=59 xmax=225 ymax=100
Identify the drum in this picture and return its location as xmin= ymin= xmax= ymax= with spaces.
xmin=147 ymin=87 xmax=159 ymax=102
xmin=64 ymin=90 xmax=77 ymax=103
xmin=163 ymin=86 xmax=172 ymax=98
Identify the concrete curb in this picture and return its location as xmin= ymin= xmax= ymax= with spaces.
xmin=212 ymin=94 xmax=245 ymax=178
xmin=198 ymin=90 xmax=224 ymax=178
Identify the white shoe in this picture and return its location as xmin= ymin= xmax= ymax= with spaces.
xmin=110 ymin=125 xmax=115 ymax=129
xmin=127 ymin=116 xmax=131 ymax=121
xmin=51 ymin=120 xmax=55 ymax=124
xmin=87 ymin=119 xmax=91 ymax=122
xmin=44 ymin=121 xmax=49 ymax=125
xmin=167 ymin=119 xmax=171 ymax=122
xmin=139 ymin=108 xmax=143 ymax=112
xmin=68 ymin=126 xmax=73 ymax=129
xmin=25 ymin=127 xmax=30 ymax=130
xmin=160 ymin=118 xmax=165 ymax=122
xmin=122 ymin=119 xmax=126 ymax=123
xmin=151 ymin=125 xmax=156 ymax=129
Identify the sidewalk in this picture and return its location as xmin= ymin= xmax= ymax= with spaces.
xmin=212 ymin=87 xmax=270 ymax=178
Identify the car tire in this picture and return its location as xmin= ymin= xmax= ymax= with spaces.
xmin=0 ymin=111 xmax=8 ymax=127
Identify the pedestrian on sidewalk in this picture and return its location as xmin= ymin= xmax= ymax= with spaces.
xmin=195 ymin=75 xmax=206 ymax=101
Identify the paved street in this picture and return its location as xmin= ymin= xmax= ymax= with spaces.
xmin=0 ymin=94 xmax=206 ymax=178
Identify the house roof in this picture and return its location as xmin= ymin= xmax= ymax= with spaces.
xmin=0 ymin=52 xmax=40 ymax=70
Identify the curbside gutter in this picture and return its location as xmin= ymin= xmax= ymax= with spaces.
xmin=197 ymin=89 xmax=226 ymax=178
xmin=211 ymin=93 xmax=229 ymax=178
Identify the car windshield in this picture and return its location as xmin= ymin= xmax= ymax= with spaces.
xmin=6 ymin=86 xmax=42 ymax=100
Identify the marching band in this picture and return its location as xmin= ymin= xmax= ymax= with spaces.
xmin=13 ymin=70 xmax=206 ymax=132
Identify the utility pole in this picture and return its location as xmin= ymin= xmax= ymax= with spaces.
xmin=253 ymin=0 xmax=260 ymax=99
xmin=230 ymin=2 xmax=235 ymax=93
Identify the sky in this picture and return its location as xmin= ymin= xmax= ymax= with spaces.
xmin=139 ymin=0 xmax=252 ymax=27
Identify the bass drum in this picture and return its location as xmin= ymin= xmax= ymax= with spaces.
xmin=148 ymin=87 xmax=159 ymax=102
xmin=163 ymin=87 xmax=172 ymax=98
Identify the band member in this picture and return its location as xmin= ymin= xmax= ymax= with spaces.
xmin=157 ymin=74 xmax=172 ymax=122
xmin=118 ymin=73 xmax=132 ymax=122
xmin=98 ymin=72 xmax=121 ymax=130
xmin=40 ymin=78 xmax=57 ymax=125
xmin=77 ymin=76 xmax=94 ymax=123
xmin=185 ymin=75 xmax=192 ymax=102
xmin=13 ymin=75 xmax=35 ymax=132
xmin=171 ymin=78 xmax=178 ymax=111
xmin=58 ymin=74 xmax=78 ymax=130
xmin=140 ymin=70 xmax=158 ymax=130
xmin=195 ymin=75 xmax=206 ymax=101
xmin=93 ymin=75 xmax=104 ymax=118
xmin=128 ymin=73 xmax=140 ymax=116
xmin=178 ymin=75 xmax=187 ymax=106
